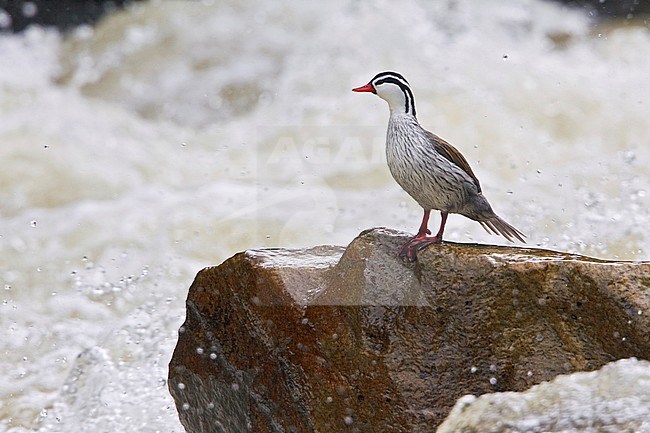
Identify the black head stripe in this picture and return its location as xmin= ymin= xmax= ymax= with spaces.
xmin=373 ymin=75 xmax=416 ymax=117
xmin=371 ymin=71 xmax=409 ymax=85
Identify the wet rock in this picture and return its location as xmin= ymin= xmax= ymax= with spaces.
xmin=168 ymin=228 xmax=650 ymax=433
xmin=550 ymin=0 xmax=650 ymax=20
xmin=0 ymin=0 xmax=141 ymax=33
xmin=437 ymin=357 xmax=650 ymax=433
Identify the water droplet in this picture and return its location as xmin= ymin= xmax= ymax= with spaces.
xmin=527 ymin=371 xmax=533 ymax=377
xmin=325 ymin=396 xmax=333 ymax=403
xmin=196 ymin=347 xmax=204 ymax=355
xmin=22 ymin=2 xmax=38 ymax=18
xmin=489 ymin=377 xmax=497 ymax=385
xmin=210 ymin=353 xmax=217 ymax=360
xmin=0 ymin=10 xmax=12 ymax=29
xmin=231 ymin=383 xmax=239 ymax=391
xmin=470 ymin=366 xmax=477 ymax=373
xmin=344 ymin=416 xmax=354 ymax=425
xmin=296 ymin=342 xmax=306 ymax=351
xmin=177 ymin=382 xmax=186 ymax=390
xmin=181 ymin=403 xmax=190 ymax=411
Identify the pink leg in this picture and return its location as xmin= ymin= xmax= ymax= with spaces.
xmin=399 ymin=211 xmax=448 ymax=261
xmin=417 ymin=209 xmax=432 ymax=236
xmin=435 ymin=211 xmax=448 ymax=239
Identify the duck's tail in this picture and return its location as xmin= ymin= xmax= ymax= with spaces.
xmin=478 ymin=216 xmax=526 ymax=243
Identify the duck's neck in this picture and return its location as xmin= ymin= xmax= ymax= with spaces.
xmin=389 ymin=109 xmax=419 ymax=127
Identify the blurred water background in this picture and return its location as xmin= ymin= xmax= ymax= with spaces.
xmin=0 ymin=0 xmax=648 ymax=431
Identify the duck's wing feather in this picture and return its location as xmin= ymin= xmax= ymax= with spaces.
xmin=424 ymin=130 xmax=482 ymax=193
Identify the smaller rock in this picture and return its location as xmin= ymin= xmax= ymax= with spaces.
xmin=437 ymin=358 xmax=650 ymax=433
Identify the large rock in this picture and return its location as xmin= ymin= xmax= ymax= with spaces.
xmin=168 ymin=228 xmax=650 ymax=433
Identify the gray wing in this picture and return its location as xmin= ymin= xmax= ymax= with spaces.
xmin=424 ymin=130 xmax=482 ymax=193
xmin=425 ymin=130 xmax=525 ymax=242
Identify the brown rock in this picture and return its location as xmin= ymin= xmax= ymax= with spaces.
xmin=168 ymin=228 xmax=650 ymax=433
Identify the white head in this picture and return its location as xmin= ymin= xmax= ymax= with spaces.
xmin=353 ymin=71 xmax=416 ymax=117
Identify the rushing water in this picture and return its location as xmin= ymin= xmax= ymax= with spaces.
xmin=1 ymin=0 xmax=648 ymax=431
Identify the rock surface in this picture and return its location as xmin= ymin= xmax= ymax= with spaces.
xmin=168 ymin=228 xmax=650 ymax=433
